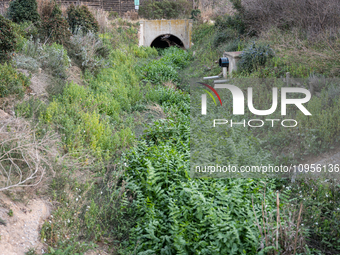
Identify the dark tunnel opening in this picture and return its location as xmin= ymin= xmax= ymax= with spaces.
xmin=150 ymin=34 xmax=185 ymax=49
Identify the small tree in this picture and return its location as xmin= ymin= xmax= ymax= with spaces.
xmin=39 ymin=1 xmax=71 ymax=45
xmin=7 ymin=0 xmax=40 ymax=24
xmin=67 ymin=5 xmax=99 ymax=34
xmin=0 ymin=15 xmax=17 ymax=62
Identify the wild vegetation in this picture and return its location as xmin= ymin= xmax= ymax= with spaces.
xmin=138 ymin=0 xmax=192 ymax=20
xmin=0 ymin=0 xmax=339 ymax=255
xmin=189 ymin=0 xmax=340 ymax=253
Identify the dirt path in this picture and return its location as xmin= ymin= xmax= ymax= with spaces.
xmin=0 ymin=195 xmax=50 ymax=255
xmin=292 ymin=146 xmax=340 ymax=181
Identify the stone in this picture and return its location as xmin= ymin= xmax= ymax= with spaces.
xmin=0 ymin=109 xmax=9 ymax=119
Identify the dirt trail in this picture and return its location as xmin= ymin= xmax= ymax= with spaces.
xmin=0 ymin=195 xmax=50 ymax=255
xmin=292 ymin=147 xmax=340 ymax=181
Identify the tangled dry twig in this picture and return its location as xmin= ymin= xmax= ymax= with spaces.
xmin=0 ymin=118 xmax=58 ymax=191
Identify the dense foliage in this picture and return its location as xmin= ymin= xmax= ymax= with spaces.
xmin=142 ymin=47 xmax=191 ymax=84
xmin=2 ymin=2 xmax=339 ymax=254
xmin=67 ymin=5 xmax=99 ymax=34
xmin=68 ymin=31 xmax=109 ymax=74
xmin=192 ymin=16 xmax=340 ymax=253
xmin=0 ymin=15 xmax=17 ymax=62
xmin=7 ymin=0 xmax=40 ymax=24
xmin=138 ymin=0 xmax=191 ymax=20
xmin=237 ymin=42 xmax=275 ymax=74
xmin=123 ymin=85 xmax=278 ymax=254
xmin=39 ymin=1 xmax=71 ymax=45
xmin=0 ymin=63 xmax=30 ymax=98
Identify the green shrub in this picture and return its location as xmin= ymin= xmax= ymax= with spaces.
xmin=17 ymin=38 xmax=70 ymax=77
xmin=223 ymin=39 xmax=245 ymax=52
xmin=68 ymin=31 xmax=109 ymax=74
xmin=215 ymin=14 xmax=246 ymax=35
xmin=41 ymin=43 xmax=70 ymax=78
xmin=13 ymin=53 xmax=41 ymax=72
xmin=132 ymin=45 xmax=158 ymax=59
xmin=213 ymin=28 xmax=239 ymax=47
xmin=19 ymin=21 xmax=39 ymax=39
xmin=143 ymin=47 xmax=191 ymax=84
xmin=238 ymin=42 xmax=275 ymax=74
xmin=39 ymin=1 xmax=71 ymax=45
xmin=139 ymin=0 xmax=191 ymax=19
xmin=15 ymin=97 xmax=46 ymax=119
xmin=123 ymin=86 xmax=278 ymax=254
xmin=0 ymin=63 xmax=30 ymax=98
xmin=161 ymin=47 xmax=191 ymax=68
xmin=289 ymin=179 xmax=340 ymax=253
xmin=0 ymin=15 xmax=17 ymax=62
xmin=40 ymin=43 xmax=141 ymax=158
xmin=7 ymin=0 xmax=40 ymax=24
xmin=67 ymin=5 xmax=99 ymax=34
xmin=190 ymin=9 xmax=201 ymax=20
xmin=144 ymin=60 xmax=179 ymax=84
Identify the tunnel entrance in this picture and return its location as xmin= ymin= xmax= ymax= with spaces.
xmin=150 ymin=34 xmax=185 ymax=49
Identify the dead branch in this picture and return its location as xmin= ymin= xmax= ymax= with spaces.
xmin=0 ymin=118 xmax=59 ymax=192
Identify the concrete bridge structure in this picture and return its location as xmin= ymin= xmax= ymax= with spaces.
xmin=139 ymin=19 xmax=193 ymax=49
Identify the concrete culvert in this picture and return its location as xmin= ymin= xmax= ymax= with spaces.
xmin=150 ymin=34 xmax=185 ymax=49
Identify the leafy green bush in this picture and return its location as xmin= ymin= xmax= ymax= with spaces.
xmin=223 ymin=39 xmax=245 ymax=52
xmin=0 ymin=15 xmax=17 ymax=62
xmin=161 ymin=47 xmax=191 ymax=68
xmin=143 ymin=60 xmax=179 ymax=84
xmin=19 ymin=21 xmax=39 ymax=39
xmin=238 ymin=42 xmax=275 ymax=74
xmin=132 ymin=45 xmax=158 ymax=59
xmin=39 ymin=43 xmax=142 ymax=158
xmin=67 ymin=5 xmax=99 ymax=34
xmin=0 ymin=63 xmax=30 ymax=98
xmin=143 ymin=47 xmax=191 ymax=84
xmin=7 ymin=0 xmax=40 ymax=24
xmin=190 ymin=9 xmax=201 ymax=20
xmin=138 ymin=0 xmax=191 ymax=19
xmin=15 ymin=98 xmax=47 ymax=119
xmin=122 ymin=85 xmax=278 ymax=254
xmin=39 ymin=1 xmax=71 ymax=45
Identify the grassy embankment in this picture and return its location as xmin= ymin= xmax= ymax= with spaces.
xmin=1 ymin=1 xmax=340 ymax=254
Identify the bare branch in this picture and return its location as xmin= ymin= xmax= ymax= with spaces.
xmin=0 ymin=118 xmax=59 ymax=192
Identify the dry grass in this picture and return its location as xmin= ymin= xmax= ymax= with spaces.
xmin=87 ymin=7 xmax=112 ymax=33
xmin=123 ymin=10 xmax=138 ymax=21
xmin=36 ymin=0 xmax=70 ymax=17
xmin=146 ymin=104 xmax=166 ymax=119
xmin=0 ymin=3 xmax=8 ymax=16
xmin=0 ymin=118 xmax=59 ymax=192
xmin=259 ymin=27 xmax=340 ymax=76
xmin=163 ymin=81 xmax=177 ymax=90
xmin=67 ymin=65 xmax=84 ymax=86
xmin=241 ymin=0 xmax=340 ymax=35
xmin=195 ymin=0 xmax=235 ymax=20
xmin=253 ymin=188 xmax=306 ymax=255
